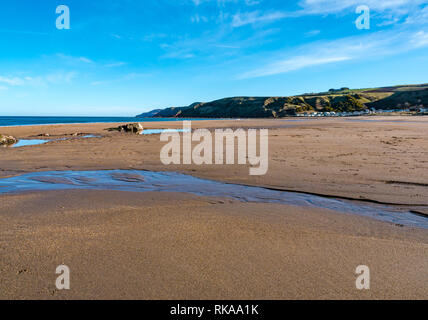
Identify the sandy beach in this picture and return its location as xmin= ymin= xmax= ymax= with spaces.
xmin=0 ymin=117 xmax=427 ymax=299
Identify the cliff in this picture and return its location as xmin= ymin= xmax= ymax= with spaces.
xmin=137 ymin=84 xmax=428 ymax=118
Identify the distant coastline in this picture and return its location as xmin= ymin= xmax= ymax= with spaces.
xmin=137 ymin=84 xmax=428 ymax=119
xmin=0 ymin=116 xmax=208 ymax=127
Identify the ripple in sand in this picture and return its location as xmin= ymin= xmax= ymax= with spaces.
xmin=110 ymin=172 xmax=146 ymax=183
xmin=29 ymin=177 xmax=76 ymax=185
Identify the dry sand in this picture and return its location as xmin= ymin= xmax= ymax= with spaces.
xmin=0 ymin=117 xmax=427 ymax=299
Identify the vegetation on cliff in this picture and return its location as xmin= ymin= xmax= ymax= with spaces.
xmin=137 ymin=84 xmax=428 ymax=118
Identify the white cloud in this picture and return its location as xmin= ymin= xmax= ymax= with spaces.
xmin=411 ymin=31 xmax=428 ymax=48
xmin=43 ymin=72 xmax=77 ymax=84
xmin=56 ymin=53 xmax=94 ymax=64
xmin=377 ymin=18 xmax=400 ymax=27
xmin=228 ymin=0 xmax=428 ymax=28
xmin=191 ymin=14 xmax=209 ymax=23
xmin=0 ymin=76 xmax=25 ymax=86
xmin=305 ymin=29 xmax=321 ymax=37
xmin=245 ymin=0 xmax=260 ymax=5
xmin=241 ymin=55 xmax=350 ymax=78
xmin=299 ymin=0 xmax=428 ymax=14
xmin=0 ymin=72 xmax=77 ymax=88
xmin=79 ymin=57 xmax=93 ymax=63
xmin=105 ymin=62 xmax=127 ymax=68
xmin=405 ymin=5 xmax=428 ymax=24
xmin=91 ymin=73 xmax=150 ymax=86
xmin=239 ymin=28 xmax=428 ymax=79
xmin=232 ymin=11 xmax=290 ymax=27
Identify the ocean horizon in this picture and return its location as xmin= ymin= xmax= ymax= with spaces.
xmin=0 ymin=116 xmax=201 ymax=127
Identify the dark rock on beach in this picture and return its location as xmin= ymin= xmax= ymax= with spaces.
xmin=108 ymin=123 xmax=144 ymax=134
xmin=0 ymin=135 xmax=18 ymax=146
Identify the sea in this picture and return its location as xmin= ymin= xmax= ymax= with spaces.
xmin=0 ymin=116 xmax=199 ymax=127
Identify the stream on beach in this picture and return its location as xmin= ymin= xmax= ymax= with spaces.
xmin=0 ymin=170 xmax=427 ymax=229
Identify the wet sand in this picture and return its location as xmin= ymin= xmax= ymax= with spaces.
xmin=0 ymin=117 xmax=427 ymax=299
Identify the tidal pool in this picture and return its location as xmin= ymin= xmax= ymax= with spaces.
xmin=9 ymin=135 xmax=99 ymax=148
xmin=140 ymin=129 xmax=190 ymax=135
xmin=11 ymin=139 xmax=49 ymax=148
xmin=0 ymin=170 xmax=426 ymax=229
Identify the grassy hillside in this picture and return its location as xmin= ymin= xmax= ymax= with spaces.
xmin=365 ymin=87 xmax=428 ymax=110
xmin=137 ymin=84 xmax=428 ymax=118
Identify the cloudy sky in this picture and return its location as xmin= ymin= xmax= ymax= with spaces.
xmin=0 ymin=0 xmax=427 ymax=116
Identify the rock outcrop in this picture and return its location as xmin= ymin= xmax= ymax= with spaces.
xmin=109 ymin=123 xmax=144 ymax=134
xmin=0 ymin=135 xmax=18 ymax=146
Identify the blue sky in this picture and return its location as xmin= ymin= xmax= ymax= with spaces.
xmin=0 ymin=0 xmax=427 ymax=116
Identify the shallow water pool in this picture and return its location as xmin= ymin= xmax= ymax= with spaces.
xmin=0 ymin=170 xmax=426 ymax=229
xmin=11 ymin=139 xmax=49 ymax=148
xmin=9 ymin=135 xmax=99 ymax=148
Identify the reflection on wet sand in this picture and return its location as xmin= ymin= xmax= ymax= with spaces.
xmin=0 ymin=170 xmax=427 ymax=229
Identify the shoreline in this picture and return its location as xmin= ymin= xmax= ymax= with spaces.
xmin=1 ymin=114 xmax=426 ymax=128
xmin=0 ymin=118 xmax=209 ymax=128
